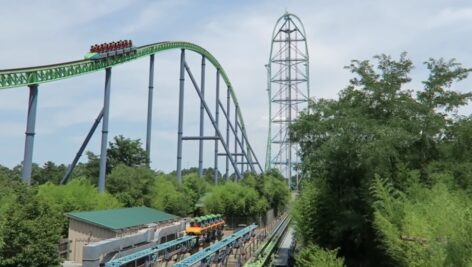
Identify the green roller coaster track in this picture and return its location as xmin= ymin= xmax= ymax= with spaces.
xmin=0 ymin=41 xmax=248 ymax=128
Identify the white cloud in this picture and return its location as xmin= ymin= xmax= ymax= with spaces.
xmin=428 ymin=7 xmax=472 ymax=28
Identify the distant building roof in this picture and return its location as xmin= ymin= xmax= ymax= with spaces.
xmin=66 ymin=207 xmax=178 ymax=231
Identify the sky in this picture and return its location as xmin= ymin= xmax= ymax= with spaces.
xmin=2 ymin=0 xmax=472 ymax=173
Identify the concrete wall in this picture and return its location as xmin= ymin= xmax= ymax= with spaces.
xmin=224 ymin=209 xmax=275 ymax=228
xmin=264 ymin=208 xmax=275 ymax=226
xmin=82 ymin=221 xmax=187 ymax=267
xmin=68 ymin=219 xmax=116 ymax=263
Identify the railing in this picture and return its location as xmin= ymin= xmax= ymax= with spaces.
xmin=104 ymin=235 xmax=195 ymax=267
xmin=173 ymin=224 xmax=257 ymax=267
xmin=245 ymin=214 xmax=291 ymax=267
xmin=58 ymin=238 xmax=70 ymax=259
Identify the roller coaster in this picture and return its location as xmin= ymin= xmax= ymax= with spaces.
xmin=245 ymin=215 xmax=292 ymax=267
xmin=186 ymin=214 xmax=225 ymax=239
xmin=1 ymin=12 xmax=309 ymax=267
xmin=103 ymin=222 xmax=258 ymax=267
xmin=0 ymin=39 xmax=293 ymax=267
xmin=101 ymin=215 xmax=291 ymax=267
xmin=0 ymin=40 xmax=263 ymax=191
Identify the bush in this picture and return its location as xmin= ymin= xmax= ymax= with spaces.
xmin=296 ymin=244 xmax=345 ymax=267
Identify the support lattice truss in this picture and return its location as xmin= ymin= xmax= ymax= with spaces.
xmin=265 ymin=13 xmax=310 ymax=185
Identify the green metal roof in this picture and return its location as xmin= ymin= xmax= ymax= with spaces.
xmin=66 ymin=207 xmax=178 ymax=231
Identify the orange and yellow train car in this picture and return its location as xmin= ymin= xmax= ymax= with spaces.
xmin=186 ymin=214 xmax=224 ymax=236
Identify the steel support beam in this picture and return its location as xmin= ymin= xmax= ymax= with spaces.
xmin=21 ymin=84 xmax=39 ymax=184
xmin=265 ymin=64 xmax=272 ymax=171
xmin=98 ymin=68 xmax=112 ymax=193
xmin=214 ymin=70 xmax=220 ymax=183
xmin=241 ymin=130 xmax=246 ymax=173
xmin=61 ymin=109 xmax=104 ymax=185
xmin=238 ymin=121 xmax=264 ymax=173
xmin=198 ymin=56 xmax=206 ymax=177
xmin=184 ymin=62 xmax=241 ymax=180
xmin=176 ymin=49 xmax=185 ymax=183
xmin=234 ymin=106 xmax=239 ymax=176
xmin=217 ymin=100 xmax=255 ymax=173
xmin=287 ymin=25 xmax=293 ymax=186
xmin=217 ymin=153 xmax=244 ymax=156
xmin=182 ymin=136 xmax=219 ymax=140
xmin=145 ymin=54 xmax=155 ymax=165
xmin=225 ymin=86 xmax=230 ymax=179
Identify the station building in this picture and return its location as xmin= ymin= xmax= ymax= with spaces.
xmin=65 ymin=207 xmax=180 ymax=263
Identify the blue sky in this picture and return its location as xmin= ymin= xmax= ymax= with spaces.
xmin=1 ymin=0 xmax=472 ymax=172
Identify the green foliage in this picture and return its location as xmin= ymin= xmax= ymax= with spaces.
xmin=81 ymin=151 xmax=101 ymax=182
xmin=38 ymin=179 xmax=122 ymax=211
xmin=150 ymin=174 xmax=192 ymax=216
xmin=0 ymin=176 xmax=62 ymax=267
xmin=0 ymin=170 xmax=16 ymax=251
xmin=240 ymin=171 xmax=290 ymax=216
xmin=37 ymin=179 xmax=122 ymax=235
xmin=106 ymin=164 xmax=154 ymax=207
xmin=0 ymin=140 xmax=287 ymax=265
xmin=31 ymin=161 xmax=67 ymax=185
xmin=371 ymin=175 xmax=472 ymax=266
xmin=83 ymin=135 xmax=149 ymax=180
xmin=296 ymin=244 xmax=345 ymax=267
xmin=293 ymin=179 xmax=319 ymax=245
xmin=182 ymin=173 xmax=210 ymax=208
xmin=171 ymin=167 xmax=218 ymax=185
xmin=290 ymin=53 xmax=472 ymax=265
xmin=107 ymin=135 xmax=149 ymax=169
xmin=262 ymin=172 xmax=290 ymax=215
xmin=204 ymin=181 xmax=268 ymax=217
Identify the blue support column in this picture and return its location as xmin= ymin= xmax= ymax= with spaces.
xmin=146 ymin=54 xmax=155 ymax=166
xmin=225 ymin=87 xmax=230 ymax=179
xmin=198 ymin=56 xmax=206 ymax=177
xmin=214 ymin=70 xmax=220 ymax=183
xmin=241 ymin=129 xmax=245 ymax=173
xmin=98 ymin=68 xmax=112 ymax=193
xmin=21 ymin=84 xmax=39 ymax=184
xmin=176 ymin=49 xmax=185 ymax=183
xmin=234 ymin=106 xmax=238 ymax=176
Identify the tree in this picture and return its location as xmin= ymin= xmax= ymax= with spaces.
xmin=32 ymin=161 xmax=67 ymax=185
xmin=371 ymin=175 xmax=472 ymax=266
xmin=169 ymin=167 xmax=218 ymax=185
xmin=0 ymin=170 xmax=16 ymax=251
xmin=204 ymin=181 xmax=268 ymax=218
xmin=0 ymin=176 xmax=62 ymax=267
xmin=151 ymin=174 xmax=192 ymax=216
xmin=38 ymin=179 xmax=122 ymax=236
xmin=182 ymin=172 xmax=210 ymax=208
xmin=241 ymin=172 xmax=290 ymax=216
xmin=83 ymin=135 xmax=149 ymax=180
xmin=296 ymin=245 xmax=345 ymax=267
xmin=290 ymin=53 xmax=472 ymax=266
xmin=262 ymin=171 xmax=290 ymax=216
xmin=107 ymin=135 xmax=149 ymax=169
xmin=106 ymin=164 xmax=154 ymax=207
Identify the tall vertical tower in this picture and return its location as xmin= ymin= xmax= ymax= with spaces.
xmin=265 ymin=12 xmax=310 ymax=187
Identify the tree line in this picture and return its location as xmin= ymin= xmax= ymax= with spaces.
xmin=291 ymin=53 xmax=472 ymax=266
xmin=0 ymin=135 xmax=289 ymax=266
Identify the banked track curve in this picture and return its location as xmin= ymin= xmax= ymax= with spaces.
xmin=0 ymin=41 xmax=249 ymax=128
